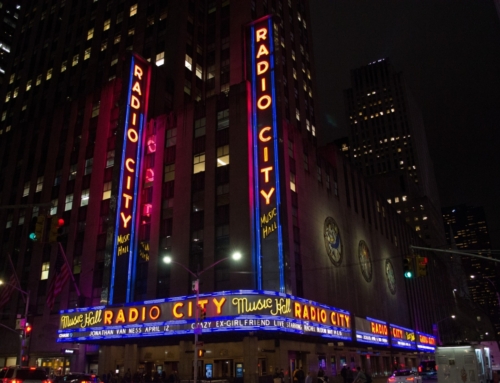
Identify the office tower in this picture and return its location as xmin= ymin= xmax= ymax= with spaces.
xmin=344 ymin=59 xmax=445 ymax=247
xmin=0 ymin=1 xmax=454 ymax=378
xmin=443 ymin=204 xmax=499 ymax=338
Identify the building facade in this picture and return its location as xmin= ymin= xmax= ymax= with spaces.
xmin=0 ymin=1 xmax=454 ymax=381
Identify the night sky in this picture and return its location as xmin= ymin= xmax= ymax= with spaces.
xmin=310 ymin=0 xmax=500 ymax=248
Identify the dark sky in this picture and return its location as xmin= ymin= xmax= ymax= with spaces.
xmin=310 ymin=0 xmax=500 ymax=248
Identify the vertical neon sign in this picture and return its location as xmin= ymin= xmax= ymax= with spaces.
xmin=247 ymin=16 xmax=284 ymax=292
xmin=110 ymin=54 xmax=151 ymax=304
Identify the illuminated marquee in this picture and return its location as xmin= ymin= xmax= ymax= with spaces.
xmin=389 ymin=324 xmax=416 ymax=349
xmin=57 ymin=290 xmax=351 ymax=342
xmin=247 ymin=15 xmax=284 ymax=292
xmin=355 ymin=317 xmax=389 ymax=346
xmin=110 ymin=54 xmax=151 ymax=304
xmin=416 ymin=332 xmax=436 ymax=351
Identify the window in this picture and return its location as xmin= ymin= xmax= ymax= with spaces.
xmin=217 ymin=184 xmax=229 ymax=206
xmin=23 ymin=182 xmax=30 ymax=197
xmin=193 ymin=153 xmax=206 ymax=174
xmin=50 ymin=199 xmax=58 ymax=215
xmin=217 ymin=109 xmax=229 ymax=130
xmin=46 ymin=68 xmax=53 ymax=80
xmin=87 ymin=28 xmax=94 ymax=40
xmin=296 ymin=108 xmax=300 ymax=121
xmin=41 ymin=262 xmax=50 ymax=280
xmin=104 ymin=19 xmax=111 ymax=31
xmin=106 ymin=151 xmax=115 ymax=168
xmin=164 ymin=164 xmax=175 ymax=182
xmin=26 ymin=79 xmax=32 ymax=91
xmin=85 ymin=158 xmax=93 ymax=175
xmin=35 ymin=176 xmax=44 ymax=192
xmin=402 ymin=195 xmax=407 ymax=202
xmin=69 ymin=164 xmax=77 ymax=180
xmin=81 ymin=189 xmax=90 ymax=207
xmin=217 ymin=145 xmax=230 ymax=167
xmin=36 ymin=74 xmax=42 ymax=85
xmin=290 ymin=173 xmax=296 ymax=192
xmin=288 ymin=140 xmax=294 ymax=158
xmin=196 ymin=64 xmax=203 ymax=79
xmin=114 ymin=35 xmax=121 ymax=44
xmin=130 ymin=3 xmax=138 ymax=16
xmin=185 ymin=54 xmax=192 ymax=70
xmin=394 ymin=197 xmax=399 ymax=203
xmin=166 ymin=128 xmax=177 ymax=147
xmin=84 ymin=48 xmax=91 ymax=60
xmin=65 ymin=194 xmax=74 ymax=211
xmin=101 ymin=41 xmax=108 ymax=51
xmin=194 ymin=117 xmax=206 ymax=137
xmin=102 ymin=182 xmax=112 ymax=200
xmin=72 ymin=54 xmax=79 ymax=66
xmin=156 ymin=52 xmax=165 ymax=66
xmin=61 ymin=60 xmax=67 ymax=72
xmin=92 ymin=102 xmax=100 ymax=117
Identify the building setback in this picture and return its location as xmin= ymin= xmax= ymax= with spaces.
xmin=0 ymin=1 xmax=455 ymax=380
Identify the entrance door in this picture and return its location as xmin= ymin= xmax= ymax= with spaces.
xmin=214 ymin=360 xmax=233 ymax=379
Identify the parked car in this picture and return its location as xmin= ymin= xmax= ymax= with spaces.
xmin=1 ymin=367 xmax=49 ymax=383
xmin=387 ymin=370 xmax=423 ymax=383
xmin=61 ymin=373 xmax=100 ymax=383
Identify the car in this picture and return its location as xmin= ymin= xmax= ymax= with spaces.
xmin=387 ymin=370 xmax=423 ymax=383
xmin=61 ymin=373 xmax=101 ymax=383
xmin=1 ymin=367 xmax=49 ymax=383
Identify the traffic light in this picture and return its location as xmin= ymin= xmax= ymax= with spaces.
xmin=24 ymin=323 xmax=32 ymax=338
xmin=416 ymin=256 xmax=428 ymax=277
xmin=200 ymin=307 xmax=207 ymax=321
xmin=197 ymin=349 xmax=205 ymax=357
xmin=403 ymin=257 xmax=413 ymax=278
xmin=48 ymin=217 xmax=65 ymax=243
xmin=30 ymin=216 xmax=46 ymax=241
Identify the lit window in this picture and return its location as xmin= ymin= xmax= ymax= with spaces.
xmin=293 ymin=68 xmax=297 ymax=79
xmin=193 ymin=153 xmax=206 ymax=174
xmin=41 ymin=262 xmax=50 ymax=280
xmin=290 ymin=173 xmax=296 ymax=192
xmin=101 ymin=42 xmax=108 ymax=51
xmin=5 ymin=92 xmax=11 ymax=102
xmin=1 ymin=111 xmax=6 ymax=121
xmin=26 ymin=80 xmax=32 ymax=91
xmin=402 ymin=195 xmax=407 ymax=202
xmin=305 ymin=119 xmax=311 ymax=131
xmin=23 ymin=182 xmax=30 ymax=197
xmin=194 ymin=117 xmax=206 ymax=137
xmin=81 ymin=189 xmax=90 ymax=207
xmin=50 ymin=199 xmax=58 ymax=215
xmin=164 ymin=164 xmax=175 ymax=182
xmin=87 ymin=28 xmax=94 ymax=40
xmin=185 ymin=54 xmax=192 ymax=70
xmin=196 ymin=64 xmax=203 ymax=79
xmin=13 ymin=87 xmax=19 ymax=98
xmin=69 ymin=164 xmax=77 ymax=180
xmin=104 ymin=19 xmax=111 ymax=31
xmin=415 ymin=226 xmax=421 ymax=232
xmin=166 ymin=128 xmax=177 ymax=147
xmin=84 ymin=48 xmax=91 ymax=60
xmin=217 ymin=109 xmax=229 ymax=130
xmin=130 ymin=4 xmax=138 ymax=16
xmin=102 ymin=182 xmax=112 ymax=200
xmin=110 ymin=57 xmax=118 ymax=66
xmin=312 ymin=125 xmax=316 ymax=137
xmin=85 ymin=158 xmax=93 ymax=175
xmin=155 ymin=52 xmax=165 ymax=67
xmin=217 ymin=145 xmax=230 ymax=167
xmin=61 ymin=60 xmax=67 ymax=72
xmin=9 ymin=73 xmax=15 ymax=84
xmin=106 ymin=151 xmax=115 ymax=168
xmin=92 ymin=102 xmax=100 ymax=118
xmin=423 ymin=216 xmax=428 ymax=221
xmin=296 ymin=108 xmax=300 ymax=121
xmin=72 ymin=54 xmax=79 ymax=66
xmin=128 ymin=27 xmax=135 ymax=36
xmin=291 ymin=50 xmax=296 ymax=61
xmin=387 ymin=199 xmax=392 ymax=204
xmin=35 ymin=176 xmax=44 ymax=193
xmin=65 ymin=194 xmax=74 ymax=211
xmin=394 ymin=197 xmax=399 ymax=203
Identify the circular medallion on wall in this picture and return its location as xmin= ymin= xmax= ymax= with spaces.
xmin=323 ymin=217 xmax=343 ymax=266
xmin=385 ymin=259 xmax=396 ymax=295
xmin=358 ymin=240 xmax=373 ymax=282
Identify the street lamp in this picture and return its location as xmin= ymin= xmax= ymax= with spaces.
xmin=162 ymin=252 xmax=242 ymax=382
xmin=0 ymin=279 xmax=30 ymax=366
xmin=433 ymin=315 xmax=456 ymax=346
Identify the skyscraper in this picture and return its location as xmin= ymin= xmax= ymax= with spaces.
xmin=344 ymin=58 xmax=444 ymax=247
xmin=443 ymin=204 xmax=499 ymax=338
xmin=0 ymin=1 xmax=452 ymax=378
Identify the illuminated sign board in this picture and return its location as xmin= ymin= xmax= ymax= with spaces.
xmin=355 ymin=317 xmax=389 ymax=346
xmin=110 ymin=53 xmax=151 ymax=304
xmin=247 ymin=16 xmax=284 ymax=292
xmin=57 ymin=290 xmax=351 ymax=342
xmin=416 ymin=332 xmax=436 ymax=351
xmin=389 ymin=324 xmax=416 ymax=349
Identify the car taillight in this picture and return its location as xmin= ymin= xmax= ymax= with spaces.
xmin=405 ymin=378 xmax=414 ymax=381
xmin=10 ymin=379 xmax=23 ymax=383
xmin=388 ymin=378 xmax=395 ymax=382
xmin=81 ymin=380 xmax=91 ymax=383
xmin=43 ymin=380 xmax=51 ymax=383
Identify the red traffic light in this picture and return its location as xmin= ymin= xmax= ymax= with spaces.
xmin=57 ymin=218 xmax=65 ymax=227
xmin=25 ymin=324 xmax=32 ymax=335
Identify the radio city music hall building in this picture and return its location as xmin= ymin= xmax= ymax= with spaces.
xmin=0 ymin=1 xmax=453 ymax=381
